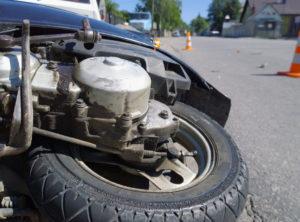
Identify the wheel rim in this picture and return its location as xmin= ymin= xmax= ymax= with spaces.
xmin=75 ymin=116 xmax=216 ymax=192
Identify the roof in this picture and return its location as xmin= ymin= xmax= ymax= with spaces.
xmin=248 ymin=4 xmax=283 ymax=22
xmin=247 ymin=0 xmax=300 ymax=15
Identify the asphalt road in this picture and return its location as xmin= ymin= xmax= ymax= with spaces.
xmin=161 ymin=37 xmax=300 ymax=222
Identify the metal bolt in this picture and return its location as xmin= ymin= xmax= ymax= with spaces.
xmin=73 ymin=99 xmax=88 ymax=118
xmin=53 ymin=70 xmax=59 ymax=81
xmin=138 ymin=122 xmax=147 ymax=134
xmin=159 ymin=110 xmax=169 ymax=119
xmin=47 ymin=61 xmax=58 ymax=71
xmin=118 ymin=113 xmax=132 ymax=129
xmin=75 ymin=99 xmax=86 ymax=108
xmin=121 ymin=113 xmax=131 ymax=121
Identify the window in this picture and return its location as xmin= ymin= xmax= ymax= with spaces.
xmin=266 ymin=22 xmax=276 ymax=30
xmin=257 ymin=21 xmax=277 ymax=30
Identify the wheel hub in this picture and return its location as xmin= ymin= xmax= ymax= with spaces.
xmin=76 ymin=117 xmax=214 ymax=192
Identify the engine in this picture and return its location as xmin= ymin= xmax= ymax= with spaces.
xmin=0 ymin=48 xmax=179 ymax=163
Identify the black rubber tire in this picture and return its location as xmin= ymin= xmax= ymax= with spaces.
xmin=26 ymin=102 xmax=248 ymax=222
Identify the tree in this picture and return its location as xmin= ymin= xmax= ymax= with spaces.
xmin=190 ymin=14 xmax=209 ymax=34
xmin=106 ymin=0 xmax=120 ymax=23
xmin=208 ymin=0 xmax=241 ymax=32
xmin=224 ymin=0 xmax=241 ymax=21
xmin=136 ymin=0 xmax=182 ymax=32
xmin=105 ymin=0 xmax=130 ymax=23
xmin=135 ymin=3 xmax=147 ymax=12
xmin=120 ymin=10 xmax=130 ymax=22
xmin=179 ymin=20 xmax=190 ymax=32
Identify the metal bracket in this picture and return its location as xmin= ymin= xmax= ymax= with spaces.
xmin=139 ymin=158 xmax=197 ymax=190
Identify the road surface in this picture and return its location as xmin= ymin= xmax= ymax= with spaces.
xmin=161 ymin=37 xmax=300 ymax=222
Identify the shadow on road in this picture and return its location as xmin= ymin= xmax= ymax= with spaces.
xmin=251 ymin=73 xmax=282 ymax=77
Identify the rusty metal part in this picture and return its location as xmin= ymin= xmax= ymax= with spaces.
xmin=8 ymin=90 xmax=22 ymax=145
xmin=0 ymin=19 xmax=100 ymax=49
xmin=0 ymin=35 xmax=15 ymax=48
xmin=72 ymin=99 xmax=88 ymax=117
xmin=33 ymin=127 xmax=98 ymax=150
xmin=0 ymin=28 xmax=19 ymax=35
xmin=0 ymin=93 xmax=13 ymax=116
xmin=19 ymin=19 xmax=33 ymax=149
xmin=46 ymin=61 xmax=58 ymax=71
xmin=75 ymin=18 xmax=102 ymax=43
xmin=32 ymin=127 xmax=169 ymax=159
xmin=0 ymin=145 xmax=28 ymax=158
xmin=0 ymin=33 xmax=75 ymax=48
xmin=71 ymin=99 xmax=179 ymax=158
xmin=0 ymin=20 xmax=33 ymax=157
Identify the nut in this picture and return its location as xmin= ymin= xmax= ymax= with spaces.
xmin=159 ymin=110 xmax=169 ymax=119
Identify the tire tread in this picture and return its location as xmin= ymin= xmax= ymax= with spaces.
xmin=27 ymin=150 xmax=248 ymax=222
xmin=27 ymin=102 xmax=248 ymax=222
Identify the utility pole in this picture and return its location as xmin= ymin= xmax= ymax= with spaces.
xmin=151 ymin=0 xmax=154 ymax=30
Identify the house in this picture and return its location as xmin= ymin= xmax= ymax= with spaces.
xmin=97 ymin=0 xmax=106 ymax=21
xmin=241 ymin=0 xmax=300 ymax=37
xmin=223 ymin=4 xmax=282 ymax=38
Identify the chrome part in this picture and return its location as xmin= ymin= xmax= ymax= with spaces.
xmin=74 ymin=57 xmax=151 ymax=119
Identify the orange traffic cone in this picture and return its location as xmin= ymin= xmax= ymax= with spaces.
xmin=154 ymin=38 xmax=161 ymax=49
xmin=184 ymin=32 xmax=192 ymax=51
xmin=278 ymin=32 xmax=300 ymax=78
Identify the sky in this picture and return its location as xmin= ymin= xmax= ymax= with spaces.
xmin=113 ymin=0 xmax=212 ymax=24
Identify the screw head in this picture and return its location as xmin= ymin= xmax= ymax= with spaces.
xmin=159 ymin=110 xmax=169 ymax=119
xmin=121 ymin=113 xmax=131 ymax=121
